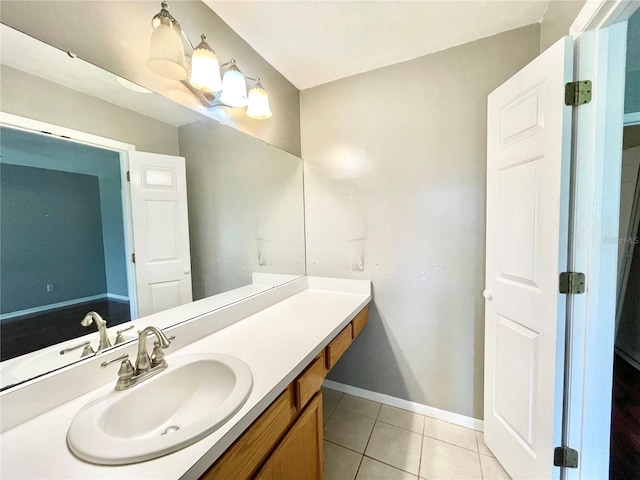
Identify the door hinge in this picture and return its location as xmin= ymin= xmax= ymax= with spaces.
xmin=131 ymin=253 xmax=136 ymax=264
xmin=565 ymin=80 xmax=592 ymax=106
xmin=126 ymin=171 xmax=130 ymax=182
xmin=559 ymin=272 xmax=585 ymax=294
xmin=554 ymin=446 xmax=579 ymax=468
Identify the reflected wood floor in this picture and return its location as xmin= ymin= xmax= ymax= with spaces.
xmin=610 ymin=353 xmax=640 ymax=480
xmin=1 ymin=298 xmax=130 ymax=361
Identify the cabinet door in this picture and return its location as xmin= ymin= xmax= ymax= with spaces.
xmin=255 ymin=392 xmax=323 ymax=480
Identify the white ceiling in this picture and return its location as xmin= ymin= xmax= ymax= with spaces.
xmin=205 ymin=1 xmax=552 ymax=90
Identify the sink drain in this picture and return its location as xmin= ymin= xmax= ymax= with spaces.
xmin=161 ymin=425 xmax=180 ymax=435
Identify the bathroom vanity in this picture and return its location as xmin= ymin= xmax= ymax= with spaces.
xmin=0 ymin=276 xmax=370 ymax=479
xmin=203 ymin=306 xmax=368 ymax=479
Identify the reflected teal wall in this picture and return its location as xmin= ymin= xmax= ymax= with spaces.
xmin=625 ymin=9 xmax=640 ymax=114
xmin=0 ymin=164 xmax=106 ymax=313
xmin=0 ymin=127 xmax=128 ymax=315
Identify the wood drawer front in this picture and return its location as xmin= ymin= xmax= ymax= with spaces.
xmin=201 ymin=385 xmax=296 ymax=480
xmin=351 ymin=306 xmax=369 ymax=339
xmin=326 ymin=325 xmax=352 ymax=371
xmin=295 ymin=354 xmax=324 ymax=411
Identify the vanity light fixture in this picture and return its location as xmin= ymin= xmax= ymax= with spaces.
xmin=147 ymin=2 xmax=272 ymax=119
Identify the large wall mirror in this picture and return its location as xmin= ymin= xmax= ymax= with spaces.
xmin=0 ymin=25 xmax=306 ymax=390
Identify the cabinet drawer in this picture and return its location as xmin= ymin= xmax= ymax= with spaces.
xmin=326 ymin=325 xmax=352 ymax=371
xmin=351 ymin=306 xmax=369 ymax=339
xmin=295 ymin=354 xmax=324 ymax=411
xmin=201 ymin=385 xmax=296 ymax=480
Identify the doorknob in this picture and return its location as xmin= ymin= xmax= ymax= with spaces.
xmin=183 ymin=268 xmax=190 ymax=274
xmin=483 ymin=289 xmax=493 ymax=301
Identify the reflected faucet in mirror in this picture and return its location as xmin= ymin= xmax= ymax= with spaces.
xmin=59 ymin=341 xmax=95 ymax=358
xmin=81 ymin=312 xmax=111 ymax=351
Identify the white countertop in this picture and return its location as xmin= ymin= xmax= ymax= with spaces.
xmin=0 ymin=277 xmax=371 ymax=479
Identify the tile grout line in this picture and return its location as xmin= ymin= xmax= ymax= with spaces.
xmin=417 ymin=423 xmax=425 ymax=480
xmin=422 ymin=432 xmax=481 ymax=455
xmin=357 ymin=405 xmax=381 ymax=477
xmin=324 ymin=439 xmax=422 ymax=478
xmin=475 ymin=430 xmax=486 ymax=480
xmin=352 ymin=454 xmax=364 ymax=480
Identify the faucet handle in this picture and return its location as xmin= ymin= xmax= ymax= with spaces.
xmin=101 ymin=354 xmax=135 ymax=391
xmin=150 ymin=336 xmax=175 ymax=367
xmin=81 ymin=344 xmax=96 ymax=357
xmin=114 ymin=324 xmax=135 ymax=344
xmin=60 ymin=341 xmax=91 ymax=355
xmin=101 ymin=353 xmax=129 ymax=368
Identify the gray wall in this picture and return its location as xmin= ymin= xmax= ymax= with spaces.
xmin=1 ymin=66 xmax=179 ymax=155
xmin=0 ymin=1 xmax=301 ymax=156
xmin=179 ymin=118 xmax=306 ymax=300
xmin=539 ymin=0 xmax=585 ymax=53
xmin=301 ymin=25 xmax=541 ymax=419
xmin=0 ymin=164 xmax=106 ymax=313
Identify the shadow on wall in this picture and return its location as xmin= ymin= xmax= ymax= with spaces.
xmin=328 ymin=284 xmax=485 ymax=420
xmin=327 ymin=299 xmax=413 ymax=404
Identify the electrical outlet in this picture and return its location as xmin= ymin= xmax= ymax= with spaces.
xmin=46 ymin=284 xmax=54 ymax=292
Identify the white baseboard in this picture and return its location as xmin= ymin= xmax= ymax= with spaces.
xmin=623 ymin=112 xmax=640 ymax=125
xmin=106 ymin=293 xmax=130 ymax=302
xmin=323 ymin=379 xmax=484 ymax=432
xmin=0 ymin=293 xmax=128 ymax=320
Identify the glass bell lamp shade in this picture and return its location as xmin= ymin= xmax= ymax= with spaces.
xmin=219 ymin=63 xmax=248 ymax=108
xmin=147 ymin=23 xmax=188 ymax=80
xmin=189 ymin=35 xmax=222 ymax=93
xmin=246 ymin=80 xmax=272 ymax=119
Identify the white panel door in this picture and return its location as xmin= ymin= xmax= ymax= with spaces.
xmin=129 ymin=151 xmax=192 ymax=317
xmin=484 ymin=37 xmax=573 ymax=479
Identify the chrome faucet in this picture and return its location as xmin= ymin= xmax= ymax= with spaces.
xmin=101 ymin=326 xmax=174 ymax=391
xmin=81 ymin=311 xmax=111 ymax=351
xmin=135 ymin=326 xmax=173 ymax=373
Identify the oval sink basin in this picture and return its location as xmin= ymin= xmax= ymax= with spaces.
xmin=67 ymin=353 xmax=253 ymax=465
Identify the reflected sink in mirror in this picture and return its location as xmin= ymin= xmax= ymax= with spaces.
xmin=67 ymin=353 xmax=253 ymax=465
xmin=0 ymin=331 xmax=137 ymax=387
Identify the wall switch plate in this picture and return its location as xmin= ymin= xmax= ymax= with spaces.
xmin=46 ymin=284 xmax=54 ymax=292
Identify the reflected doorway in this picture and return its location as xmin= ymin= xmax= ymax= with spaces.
xmin=0 ymin=126 xmax=135 ymax=360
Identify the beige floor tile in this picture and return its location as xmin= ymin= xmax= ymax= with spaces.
xmin=480 ymin=454 xmax=511 ymax=480
xmin=356 ymin=457 xmax=418 ymax=480
xmin=365 ymin=421 xmax=422 ymax=475
xmin=378 ymin=405 xmax=425 ymax=434
xmin=475 ymin=431 xmax=494 ymax=456
xmin=324 ymin=408 xmax=376 ymax=453
xmin=324 ymin=440 xmax=362 ymax=480
xmin=420 ymin=436 xmax=482 ymax=480
xmin=323 ymin=387 xmax=344 ymax=424
xmin=337 ymin=393 xmax=382 ymax=419
xmin=423 ymin=417 xmax=478 ymax=452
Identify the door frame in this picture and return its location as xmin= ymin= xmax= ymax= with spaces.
xmin=0 ymin=111 xmax=140 ymax=319
xmin=564 ymin=2 xmax=639 ymax=479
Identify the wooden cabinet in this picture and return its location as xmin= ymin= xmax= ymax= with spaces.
xmin=255 ymin=393 xmax=323 ymax=480
xmin=202 ymin=386 xmax=297 ymax=480
xmin=325 ymin=325 xmax=352 ymax=371
xmin=201 ymin=304 xmax=369 ymax=480
xmin=351 ymin=305 xmax=369 ymax=340
xmin=295 ymin=354 xmax=325 ymax=411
